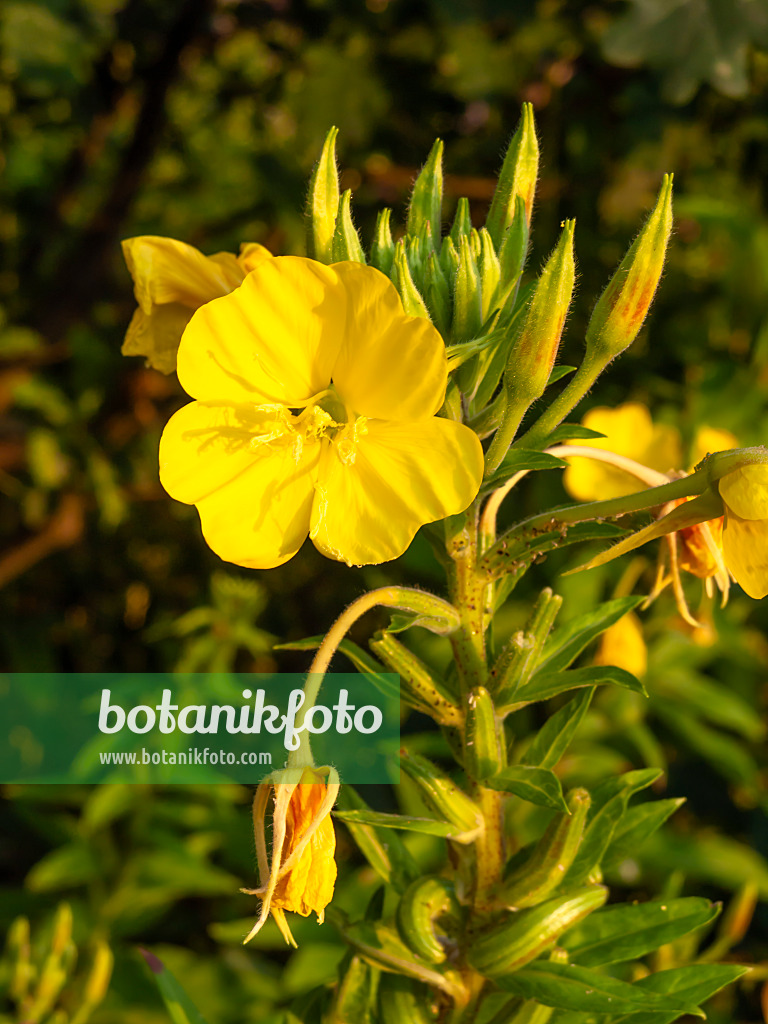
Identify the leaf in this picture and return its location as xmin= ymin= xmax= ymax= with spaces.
xmin=654 ymin=700 xmax=759 ymax=788
xmin=333 ymin=809 xmax=468 ymax=839
xmin=334 ymin=787 xmax=419 ymax=892
xmin=653 ymin=671 xmax=765 ymax=741
xmin=543 ymin=424 xmax=607 ymax=446
xmin=562 ymin=897 xmax=720 ymax=966
xmin=603 ymin=798 xmax=685 ymax=869
xmin=610 ymin=964 xmax=751 ymax=1024
xmin=565 ymin=792 xmax=630 ymax=888
xmin=511 ymin=666 xmax=646 ymax=707
xmin=547 ymin=365 xmax=577 ymax=385
xmin=484 ymin=765 xmax=569 ymax=813
xmin=536 ymin=596 xmax=645 ymax=675
xmin=495 ymin=962 xmax=701 ymax=1015
xmin=521 ymin=689 xmax=593 ymax=769
xmin=588 ymin=769 xmax=662 ymax=816
xmin=140 ymin=949 xmax=211 ymax=1024
xmin=638 ymin=830 xmax=768 ymax=897
xmin=274 ymin=637 xmax=400 ymax=703
xmin=484 ymin=449 xmax=568 ymax=489
xmin=25 ymin=842 xmax=100 ymax=892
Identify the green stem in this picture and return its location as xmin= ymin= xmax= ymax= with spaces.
xmin=514 ymin=360 xmax=602 ymax=449
xmin=484 ymin=394 xmax=530 ymax=476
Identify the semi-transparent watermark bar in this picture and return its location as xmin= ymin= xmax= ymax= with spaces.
xmin=1 ymin=673 xmax=400 ymax=784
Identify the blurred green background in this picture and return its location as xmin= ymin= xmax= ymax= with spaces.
xmin=3 ymin=0 xmax=768 ymax=1021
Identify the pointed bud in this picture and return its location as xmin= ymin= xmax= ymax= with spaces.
xmin=478 ymin=228 xmax=501 ymax=320
xmin=406 ymin=234 xmax=425 ymax=290
xmin=486 ymin=103 xmax=539 ymax=249
xmin=464 ymin=686 xmax=504 ymax=782
xmin=425 ymin=252 xmax=452 ymax=337
xmin=497 ymin=194 xmax=530 ymax=308
xmin=452 ymin=235 xmax=483 ymax=343
xmin=440 ymin=235 xmax=459 ymax=283
xmin=399 ymin=750 xmax=483 ymax=838
xmin=491 ymin=588 xmax=563 ymax=708
xmin=586 ymin=175 xmax=673 ymax=363
xmin=393 ymin=239 xmax=430 ymax=319
xmin=370 ymin=631 xmax=461 ymax=726
xmin=450 ymin=197 xmax=472 ymax=246
xmin=83 ymin=942 xmax=114 ymax=1007
xmin=331 ymin=189 xmax=366 ymax=263
xmin=407 ymin=139 xmax=443 ymax=246
xmin=370 ymin=208 xmax=395 ymax=276
xmin=306 ymin=126 xmax=340 ymax=263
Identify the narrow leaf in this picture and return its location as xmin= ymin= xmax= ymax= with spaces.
xmin=485 ymin=765 xmax=568 ymax=813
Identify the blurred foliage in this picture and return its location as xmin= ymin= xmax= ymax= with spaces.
xmin=2 ymin=0 xmax=768 ymax=1021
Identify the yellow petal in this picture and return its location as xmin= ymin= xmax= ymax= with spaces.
xmin=177 ymin=256 xmax=344 ymax=405
xmin=594 ymin=613 xmax=647 ymax=677
xmin=722 ymin=507 xmax=768 ymax=599
xmin=310 ymin=418 xmax=483 ymax=565
xmin=719 ymin=464 xmax=768 ymax=520
xmin=330 ymin=262 xmax=447 ymax=420
xmin=238 ymin=243 xmax=273 ymax=274
xmin=563 ymin=402 xmax=682 ymax=501
xmin=121 ymin=304 xmax=192 ymax=374
xmin=121 ymin=236 xmax=243 ymax=311
xmin=159 ymin=401 xmax=319 ymax=568
xmin=689 ymin=425 xmax=739 ymax=468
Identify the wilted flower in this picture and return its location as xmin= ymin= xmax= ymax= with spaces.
xmin=160 ymin=256 xmax=484 ymax=569
xmin=242 ymin=766 xmax=339 ymax=947
xmin=718 ymin=464 xmax=768 ymax=599
xmin=121 ymin=236 xmax=271 ymax=373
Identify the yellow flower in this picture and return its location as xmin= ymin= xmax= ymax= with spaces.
xmin=242 ymin=766 xmax=339 ymax=947
xmin=121 ymin=236 xmax=271 ymax=373
xmin=159 ymin=257 xmax=484 ymax=568
xmin=563 ymin=402 xmax=682 ymax=502
xmin=595 ymin=612 xmax=647 ymax=677
xmin=718 ymin=464 xmax=768 ymax=599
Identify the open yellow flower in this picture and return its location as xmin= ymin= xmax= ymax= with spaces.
xmin=242 ymin=766 xmax=339 ymax=947
xmin=160 ymin=256 xmax=484 ymax=568
xmin=121 ymin=236 xmax=271 ymax=373
xmin=718 ymin=464 xmax=768 ymax=599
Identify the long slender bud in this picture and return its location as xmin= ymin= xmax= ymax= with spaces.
xmin=486 ymin=103 xmax=539 ymax=249
xmin=407 ymin=139 xmax=444 ymax=246
xmin=331 ymin=189 xmax=366 ymax=263
xmin=306 ymin=126 xmax=340 ymax=262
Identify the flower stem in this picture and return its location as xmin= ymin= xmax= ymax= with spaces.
xmin=513 ymin=360 xmax=602 ymax=450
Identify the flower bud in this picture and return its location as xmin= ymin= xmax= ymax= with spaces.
xmin=83 ymin=942 xmax=114 ymax=1007
xmin=491 ymin=588 xmax=563 ymax=708
xmin=370 ymin=631 xmax=461 ymax=726
xmin=396 ymin=876 xmax=460 ymax=963
xmin=585 ymin=174 xmax=673 ymax=363
xmin=440 ymin=235 xmax=459 ymax=282
xmin=399 ymin=751 xmax=483 ymax=838
xmin=370 ymin=208 xmax=395 ymax=276
xmin=331 ymin=188 xmax=366 ymax=263
xmin=407 ymin=138 xmax=443 ymax=247
xmin=306 ymin=125 xmax=340 ymax=263
xmin=465 ymin=686 xmax=504 ymax=782
xmin=450 ymin=197 xmax=472 ymax=246
xmin=393 ymin=240 xmax=430 ymax=319
xmin=468 ymin=886 xmax=607 ymax=978
xmin=497 ymin=195 xmax=530 ymax=311
xmin=452 ymin=235 xmax=483 ymax=343
xmin=425 ymin=251 xmax=452 ymax=337
xmin=479 ymin=228 xmax=501 ymax=320
xmin=486 ymin=103 xmax=539 ymax=249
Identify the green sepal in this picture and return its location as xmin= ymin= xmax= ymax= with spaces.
xmin=486 ymin=102 xmax=539 ymax=249
xmin=370 ymin=631 xmax=462 ymax=726
xmin=407 ymin=138 xmax=443 ymax=246
xmin=467 ymin=886 xmax=607 ymax=978
xmin=370 ymin=208 xmax=395 ymax=276
xmin=490 ymin=588 xmax=563 ymax=708
xmin=399 ymin=750 xmax=483 ymax=837
xmin=452 ymin=235 xmax=483 ymax=344
xmin=498 ymin=788 xmax=591 ymax=908
xmin=306 ymin=125 xmax=340 ymax=263
xmin=464 ymin=686 xmax=504 ymax=782
xmin=396 ymin=876 xmax=460 ymax=964
xmin=393 ymin=240 xmax=431 ymax=319
xmin=331 ymin=188 xmax=366 ymax=263
xmin=425 ymin=252 xmax=452 ymax=337
xmin=450 ymin=197 xmax=472 ymax=245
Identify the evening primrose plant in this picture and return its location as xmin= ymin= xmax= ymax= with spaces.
xmin=120 ymin=106 xmax=766 ymax=1023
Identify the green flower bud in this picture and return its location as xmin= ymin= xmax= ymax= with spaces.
xmin=370 ymin=208 xmax=395 ymax=276
xmin=452 ymin=235 xmax=483 ymax=344
xmin=465 ymin=686 xmax=504 ymax=782
xmin=406 ymin=234 xmax=426 ymax=291
xmin=306 ymin=125 xmax=340 ymax=263
xmin=498 ymin=789 xmax=592 ymax=908
xmin=497 ymin=195 xmax=530 ymax=311
xmin=407 ymin=138 xmax=443 ymax=247
xmin=585 ymin=174 xmax=673 ymax=364
xmin=425 ymin=251 xmax=452 ymax=337
xmin=440 ymin=234 xmax=459 ymax=283
xmin=370 ymin=631 xmax=461 ymax=726
xmin=331 ymin=188 xmax=366 ymax=263
xmin=479 ymin=228 xmax=501 ymax=321
xmin=379 ymin=976 xmax=435 ymax=1024
xmin=399 ymin=750 xmax=483 ymax=838
xmin=392 ymin=239 xmax=430 ymax=319
xmin=468 ymin=886 xmax=607 ymax=978
xmin=396 ymin=876 xmax=460 ymax=963
xmin=491 ymin=588 xmax=563 ymax=708
xmin=450 ymin=197 xmax=472 ymax=246
xmin=486 ymin=103 xmax=539 ymax=249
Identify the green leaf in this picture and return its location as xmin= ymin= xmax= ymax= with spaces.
xmin=25 ymin=842 xmax=100 ymax=892
xmin=496 ymin=962 xmax=702 ymax=1015
xmin=511 ymin=666 xmax=646 ymax=707
xmin=521 ymin=689 xmax=593 ymax=769
xmin=654 ymin=700 xmax=760 ymax=788
xmin=639 ymin=830 xmax=768 ymax=897
xmin=562 ymin=897 xmax=720 ymax=966
xmin=333 ymin=809 xmax=467 ymax=839
xmin=544 ymin=424 xmax=607 ymax=446
xmin=483 ymin=449 xmax=568 ymax=489
xmin=334 ymin=788 xmax=419 ymax=892
xmin=603 ymin=798 xmax=685 ymax=869
xmin=565 ymin=792 xmax=629 ymax=888
xmin=140 ymin=950 xmax=211 ymax=1024
xmin=536 ymin=597 xmax=645 ymax=675
xmin=653 ymin=671 xmax=765 ymax=741
xmin=547 ymin=365 xmax=577 ymax=385
xmin=485 ymin=765 xmax=569 ymax=813
xmin=610 ymin=964 xmax=750 ymax=1024
xmin=588 ymin=769 xmax=662 ymax=816
xmin=274 ymin=637 xmax=400 ymax=703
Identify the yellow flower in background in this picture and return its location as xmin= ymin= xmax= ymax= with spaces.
xmin=563 ymin=402 xmax=682 ymax=501
xmin=121 ymin=236 xmax=271 ymax=373
xmin=160 ymin=256 xmax=484 ymax=569
xmin=595 ymin=611 xmax=647 ymax=677
xmin=242 ymin=766 xmax=339 ymax=947
xmin=718 ymin=464 xmax=768 ymax=599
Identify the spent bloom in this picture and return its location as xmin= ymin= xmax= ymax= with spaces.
xmin=242 ymin=766 xmax=339 ymax=947
xmin=122 ymin=236 xmax=272 ymax=373
xmin=160 ymin=256 xmax=484 ymax=569
xmin=718 ymin=464 xmax=768 ymax=599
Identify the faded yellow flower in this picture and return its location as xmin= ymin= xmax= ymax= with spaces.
xmin=718 ymin=464 xmax=768 ymax=599
xmin=595 ymin=612 xmax=647 ymax=677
